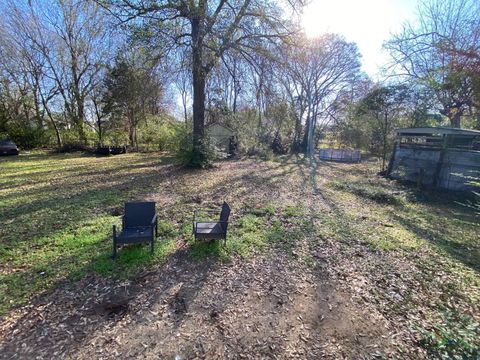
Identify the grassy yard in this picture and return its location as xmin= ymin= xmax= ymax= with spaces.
xmin=0 ymin=152 xmax=479 ymax=358
xmin=0 ymin=152 xmax=177 ymax=311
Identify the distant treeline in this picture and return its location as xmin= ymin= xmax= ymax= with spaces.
xmin=0 ymin=0 xmax=478 ymax=166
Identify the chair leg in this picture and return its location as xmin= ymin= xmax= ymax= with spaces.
xmin=151 ymin=233 xmax=154 ymax=254
xmin=112 ymin=225 xmax=117 ymax=259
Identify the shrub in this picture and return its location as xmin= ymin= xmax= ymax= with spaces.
xmin=176 ymin=132 xmax=216 ymax=168
xmin=2 ymin=122 xmax=52 ymax=149
xmin=137 ymin=115 xmax=185 ymax=152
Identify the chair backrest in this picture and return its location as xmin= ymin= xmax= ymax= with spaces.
xmin=219 ymin=202 xmax=231 ymax=223
xmin=124 ymin=202 xmax=156 ymax=227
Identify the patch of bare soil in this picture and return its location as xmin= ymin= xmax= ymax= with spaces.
xmin=0 ymin=244 xmax=397 ymax=359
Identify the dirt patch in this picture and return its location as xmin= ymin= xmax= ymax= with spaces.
xmin=0 ymin=247 xmax=395 ymax=359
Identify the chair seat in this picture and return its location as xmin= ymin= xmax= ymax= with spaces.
xmin=117 ymin=227 xmax=153 ymax=243
xmin=194 ymin=222 xmax=226 ymax=238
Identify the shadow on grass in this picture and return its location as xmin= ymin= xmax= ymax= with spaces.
xmin=0 ymin=155 xmax=175 ymax=199
xmin=0 ymin=154 xmax=184 ymax=314
xmin=1 ymin=155 xmax=233 ymax=353
xmin=316 ymin=159 xmax=480 ymax=272
xmin=0 ymin=238 xmax=223 ymax=358
xmin=0 ymin=162 xmax=180 ymax=247
xmin=2 ymin=153 xmax=298 ymax=317
xmin=391 ymin=209 xmax=479 ymax=273
xmin=0 ymin=154 xmax=310 ymax=358
xmin=0 ymin=219 xmax=180 ymax=314
xmin=3 ymin=152 xmax=477 ymax=358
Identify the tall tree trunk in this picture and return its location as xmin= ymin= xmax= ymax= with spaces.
xmin=293 ymin=112 xmax=302 ymax=152
xmin=303 ymin=98 xmax=314 ymax=155
xmin=44 ymin=106 xmax=62 ymax=148
xmin=449 ymin=110 xmax=461 ymax=128
xmin=93 ymin=98 xmax=103 ymax=145
xmin=232 ymin=59 xmax=239 ymax=114
xmin=256 ymin=75 xmax=263 ymax=133
xmin=382 ymin=112 xmax=388 ymax=172
xmin=232 ymin=82 xmax=238 ymax=114
xmin=52 ymin=120 xmax=62 ymax=148
xmin=98 ymin=124 xmax=103 ymax=146
xmin=134 ymin=126 xmax=138 ymax=150
xmin=181 ymin=90 xmax=188 ymax=123
xmin=291 ymin=96 xmax=303 ymax=152
xmin=76 ymin=105 xmax=87 ymax=145
xmin=40 ymin=91 xmax=62 ymax=148
xmin=302 ymin=113 xmax=309 ymax=154
xmin=191 ymin=16 xmax=207 ymax=165
xmin=128 ymin=109 xmax=135 ymax=147
xmin=32 ymin=83 xmax=43 ymax=128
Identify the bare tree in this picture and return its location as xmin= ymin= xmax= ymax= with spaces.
xmin=5 ymin=0 xmax=115 ymax=144
xmin=385 ymin=0 xmax=480 ymax=128
xmin=0 ymin=6 xmax=63 ymax=146
xmin=174 ymin=56 xmax=192 ymax=124
xmin=102 ymin=0 xmax=303 ymax=165
xmin=280 ymin=34 xmax=362 ymax=155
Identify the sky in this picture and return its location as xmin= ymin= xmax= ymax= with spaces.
xmin=301 ymin=0 xmax=419 ymax=79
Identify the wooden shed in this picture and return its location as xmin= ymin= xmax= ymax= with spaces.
xmin=205 ymin=123 xmax=236 ymax=156
xmin=387 ymin=127 xmax=480 ymax=191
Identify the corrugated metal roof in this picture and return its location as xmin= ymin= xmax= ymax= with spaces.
xmin=396 ymin=127 xmax=480 ymax=136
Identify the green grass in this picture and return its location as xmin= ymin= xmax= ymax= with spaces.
xmin=282 ymin=205 xmax=305 ymax=217
xmin=189 ymin=216 xmax=267 ymax=260
xmin=414 ymin=308 xmax=479 ymax=359
xmin=329 ymin=179 xmax=406 ymax=205
xmin=0 ymin=152 xmax=176 ymax=314
xmin=1 ymin=152 xmax=479 ymax=357
xmin=322 ymin=174 xmax=479 ymax=357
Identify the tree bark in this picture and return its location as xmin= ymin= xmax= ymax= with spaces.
xmin=291 ymin=97 xmax=304 ymax=152
xmin=191 ymin=16 xmax=207 ymax=162
xmin=302 ymin=111 xmax=310 ymax=154
xmin=32 ymin=82 xmax=44 ymax=128
xmin=382 ymin=111 xmax=388 ymax=172
xmin=70 ymin=37 xmax=88 ymax=145
xmin=76 ymin=105 xmax=87 ymax=145
xmin=92 ymin=97 xmax=103 ymax=145
xmin=39 ymin=87 xmax=62 ymax=148
xmin=44 ymin=105 xmax=62 ymax=148
xmin=441 ymin=106 xmax=462 ymax=128
xmin=450 ymin=110 xmax=462 ymax=128
xmin=128 ymin=108 xmax=136 ymax=148
xmin=232 ymin=58 xmax=239 ymax=113
xmin=181 ymin=89 xmax=188 ymax=123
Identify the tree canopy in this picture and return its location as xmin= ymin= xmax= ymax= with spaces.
xmin=0 ymin=0 xmax=479 ymax=163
